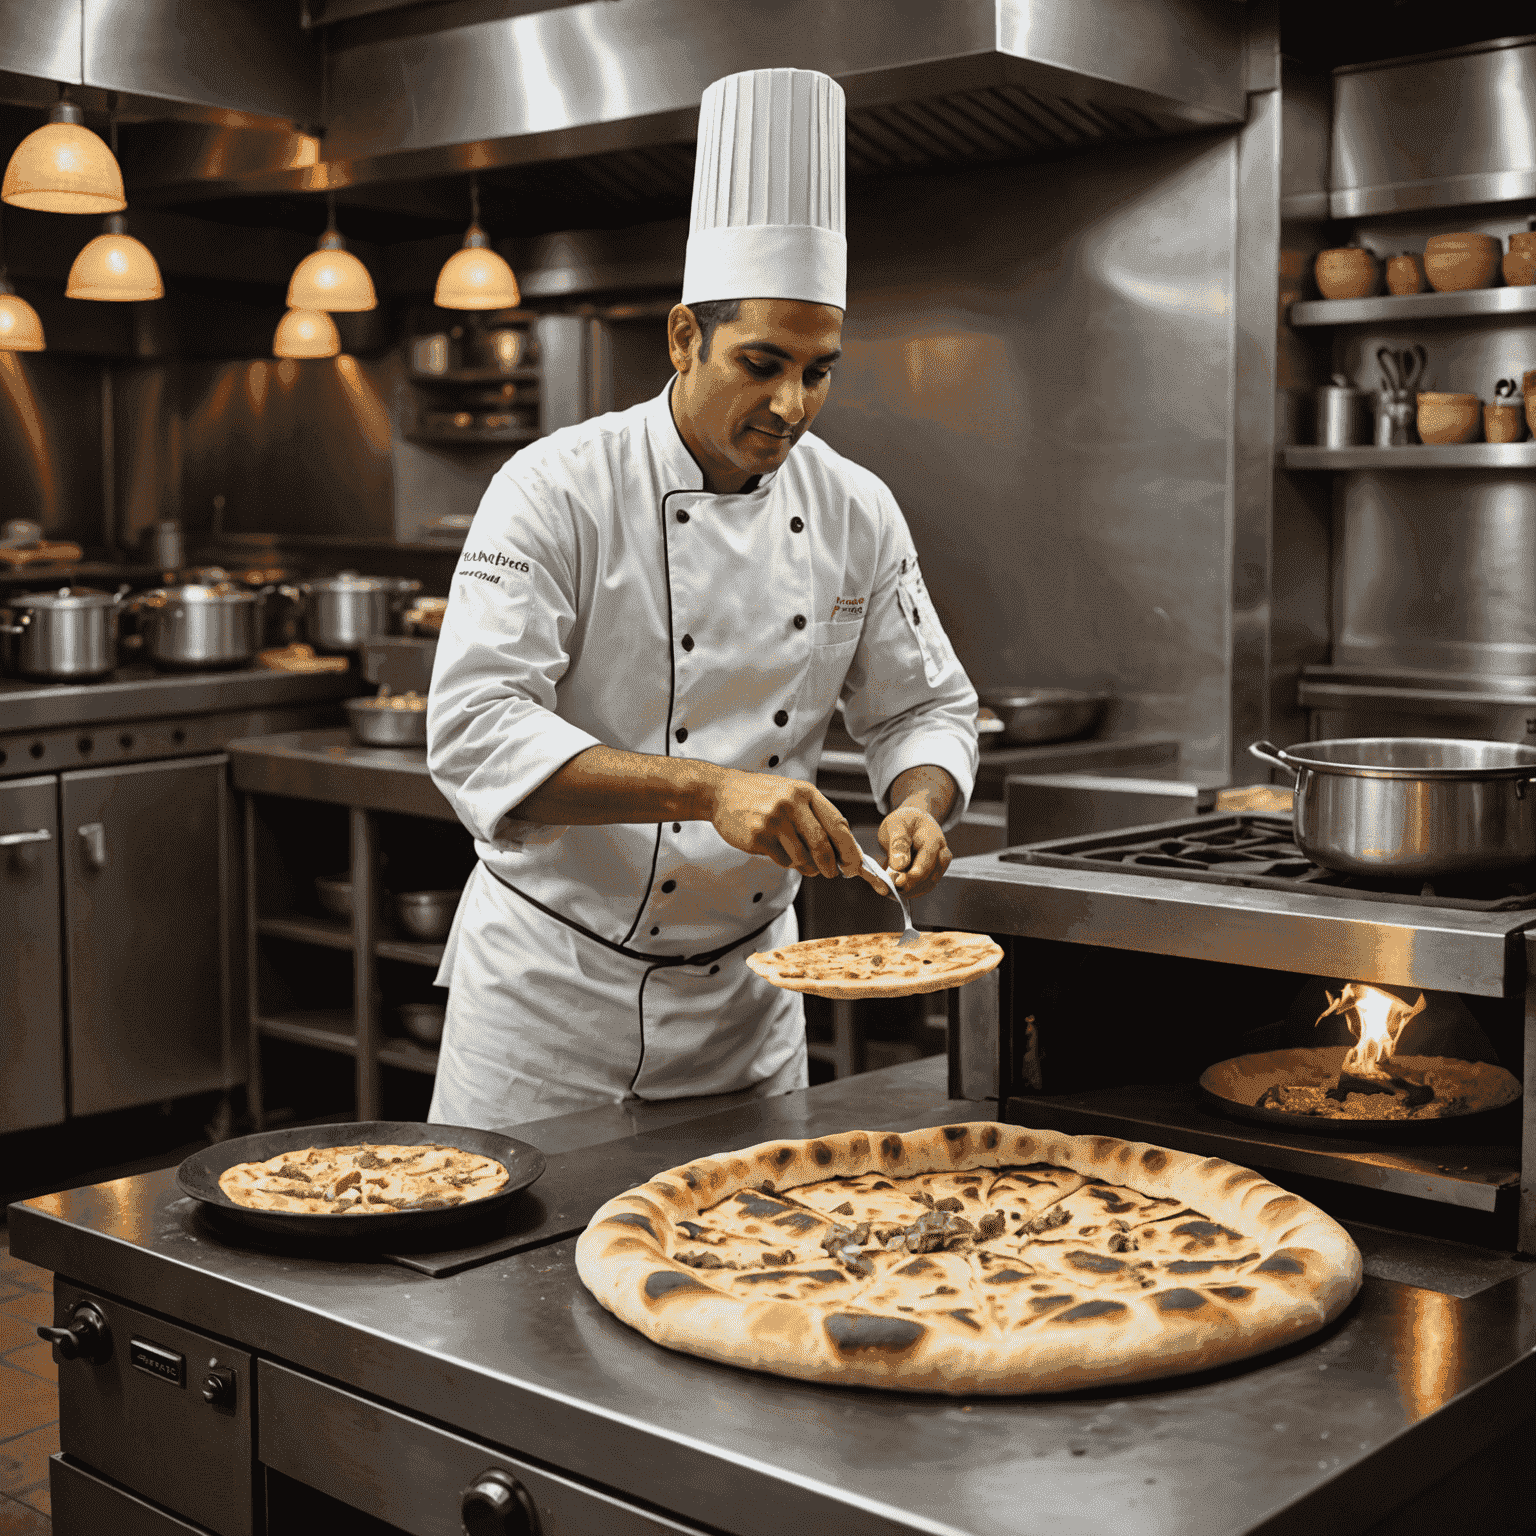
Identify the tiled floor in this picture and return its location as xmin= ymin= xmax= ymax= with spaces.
xmin=0 ymin=1226 xmax=55 ymax=1534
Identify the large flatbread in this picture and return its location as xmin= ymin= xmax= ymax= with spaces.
xmin=218 ymin=1142 xmax=507 ymax=1215
xmin=746 ymin=930 xmax=1002 ymax=999
xmin=575 ymin=1122 xmax=1361 ymax=1394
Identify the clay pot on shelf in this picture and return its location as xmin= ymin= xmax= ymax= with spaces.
xmin=1525 ymin=373 xmax=1536 ymax=439
xmin=1503 ymin=232 xmax=1536 ymax=287
xmin=1385 ymin=253 xmax=1426 ymax=295
xmin=1314 ymin=247 xmax=1379 ymax=300
xmin=1484 ymin=402 xmax=1526 ymax=443
xmin=1417 ymin=392 xmax=1482 ymax=445
xmin=1423 ymin=232 xmax=1501 ymax=292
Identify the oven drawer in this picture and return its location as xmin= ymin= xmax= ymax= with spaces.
xmin=51 ymin=1284 xmax=252 ymax=1536
xmin=257 ymin=1358 xmax=709 ymax=1536
xmin=51 ymin=1454 xmax=212 ymax=1535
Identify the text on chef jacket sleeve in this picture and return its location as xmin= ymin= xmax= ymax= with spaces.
xmin=837 ymin=480 xmax=979 ymax=833
xmin=427 ymin=460 xmax=604 ymax=848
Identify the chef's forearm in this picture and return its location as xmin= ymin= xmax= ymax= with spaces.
xmin=510 ymin=745 xmax=725 ymax=825
xmin=889 ymin=764 xmax=958 ymax=823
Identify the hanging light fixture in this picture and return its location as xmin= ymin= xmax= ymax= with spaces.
xmin=273 ymin=307 xmax=340 ymax=359
xmin=64 ymin=112 xmax=161 ymax=302
xmin=434 ymin=176 xmax=519 ymax=310
xmin=0 ymin=210 xmax=43 ymax=350
xmin=66 ymin=214 xmax=164 ymax=301
xmin=288 ymin=191 xmax=375 ymax=311
xmin=2 ymin=92 xmax=125 ymax=215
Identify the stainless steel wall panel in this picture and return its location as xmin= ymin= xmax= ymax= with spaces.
xmin=0 ymin=775 xmax=65 ymax=1134
xmin=1334 ymin=470 xmax=1536 ymax=677
xmin=1331 ymin=37 xmax=1536 ymax=217
xmin=0 ymin=355 xmax=106 ymax=549
xmin=61 ymin=755 xmax=228 ymax=1119
xmin=814 ymin=132 xmax=1244 ymax=772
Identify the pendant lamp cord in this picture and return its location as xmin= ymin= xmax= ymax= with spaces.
xmin=326 ymin=187 xmax=337 ymax=235
xmin=470 ymin=173 xmax=480 ymax=231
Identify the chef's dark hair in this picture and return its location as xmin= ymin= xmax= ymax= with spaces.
xmin=685 ymin=299 xmax=741 ymax=361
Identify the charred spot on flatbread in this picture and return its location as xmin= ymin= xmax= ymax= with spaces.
xmin=824 ymin=1313 xmax=927 ymax=1355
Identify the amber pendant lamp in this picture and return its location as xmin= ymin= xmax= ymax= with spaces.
xmin=272 ymin=307 xmax=340 ymax=359
xmin=2 ymin=93 xmax=125 ymax=216
xmin=0 ymin=210 xmax=44 ymax=350
xmin=64 ymin=111 xmax=162 ymax=302
xmin=435 ymin=176 xmax=519 ymax=310
xmin=288 ymin=191 xmax=375 ymax=312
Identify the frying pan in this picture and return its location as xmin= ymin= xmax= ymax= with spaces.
xmin=177 ymin=1120 xmax=545 ymax=1245
xmin=1198 ymin=1047 xmax=1519 ymax=1144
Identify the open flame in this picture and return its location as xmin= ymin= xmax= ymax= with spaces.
xmin=1316 ymin=983 xmax=1426 ymax=1078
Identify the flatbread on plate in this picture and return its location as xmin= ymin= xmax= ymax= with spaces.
xmin=576 ymin=1122 xmax=1362 ymax=1394
xmin=218 ymin=1142 xmax=507 ymax=1215
xmin=746 ymin=930 xmax=1003 ymax=999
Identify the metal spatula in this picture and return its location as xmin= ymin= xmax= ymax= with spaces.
xmin=859 ymin=850 xmax=923 ymax=948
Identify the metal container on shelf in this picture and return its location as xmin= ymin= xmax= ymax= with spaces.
xmin=130 ymin=583 xmax=261 ymax=670
xmin=0 ymin=586 xmax=126 ymax=680
xmin=285 ymin=572 xmax=422 ymax=652
xmin=1315 ymin=378 xmax=1371 ymax=448
xmin=345 ymin=691 xmax=428 ymax=746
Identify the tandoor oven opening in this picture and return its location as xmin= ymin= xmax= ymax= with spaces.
xmin=987 ymin=940 xmax=1525 ymax=1247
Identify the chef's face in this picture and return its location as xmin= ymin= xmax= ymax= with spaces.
xmin=669 ymin=299 xmax=843 ymax=491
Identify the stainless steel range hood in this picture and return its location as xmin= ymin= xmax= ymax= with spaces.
xmin=119 ymin=0 xmax=1249 ymax=208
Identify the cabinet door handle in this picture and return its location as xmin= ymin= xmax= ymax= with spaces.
xmin=78 ymin=823 xmax=107 ymax=868
xmin=0 ymin=828 xmax=50 ymax=847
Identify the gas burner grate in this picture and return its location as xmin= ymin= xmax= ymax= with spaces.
xmin=1003 ymin=814 xmax=1536 ymax=912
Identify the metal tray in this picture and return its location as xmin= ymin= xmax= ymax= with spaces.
xmin=177 ymin=1120 xmax=545 ymax=1244
xmin=1198 ymin=1046 xmax=1519 ymax=1144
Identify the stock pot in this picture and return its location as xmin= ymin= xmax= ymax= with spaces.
xmin=0 ymin=586 xmax=126 ymax=679
xmin=1248 ymin=737 xmax=1536 ymax=878
xmin=130 ymin=583 xmax=260 ymax=670
xmin=283 ymin=572 xmax=422 ymax=651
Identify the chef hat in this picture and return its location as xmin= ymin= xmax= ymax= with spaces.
xmin=682 ymin=68 xmax=846 ymax=312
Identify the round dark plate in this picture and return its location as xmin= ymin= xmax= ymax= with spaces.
xmin=176 ymin=1121 xmax=545 ymax=1244
xmin=1198 ymin=1046 xmax=1520 ymax=1144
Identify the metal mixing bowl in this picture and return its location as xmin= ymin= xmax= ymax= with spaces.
xmin=346 ymin=694 xmax=428 ymax=747
xmin=394 ymin=889 xmax=461 ymax=941
xmin=976 ymin=687 xmax=1109 ymax=746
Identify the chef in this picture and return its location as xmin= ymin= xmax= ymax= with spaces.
xmin=426 ymin=67 xmax=979 ymax=1131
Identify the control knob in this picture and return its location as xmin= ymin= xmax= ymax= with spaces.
xmin=460 ymin=1469 xmax=538 ymax=1536
xmin=37 ymin=1301 xmax=111 ymax=1363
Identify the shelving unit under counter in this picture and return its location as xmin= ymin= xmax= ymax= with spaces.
xmin=232 ymin=729 xmax=473 ymax=1124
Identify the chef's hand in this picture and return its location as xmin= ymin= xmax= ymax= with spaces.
xmin=877 ymin=806 xmax=953 ymax=901
xmin=709 ymin=771 xmax=864 ymax=879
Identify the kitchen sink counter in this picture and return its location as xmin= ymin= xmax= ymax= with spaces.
xmin=0 ymin=665 xmax=358 ymax=735
xmin=12 ymin=1057 xmax=1534 ymax=1536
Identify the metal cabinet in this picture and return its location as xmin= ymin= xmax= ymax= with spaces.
xmin=0 ymin=774 xmax=65 ymax=1133
xmin=62 ymin=756 xmax=231 ymax=1118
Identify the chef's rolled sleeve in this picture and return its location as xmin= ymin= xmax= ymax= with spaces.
xmin=839 ymin=489 xmax=979 ymax=833
xmin=427 ymin=466 xmax=603 ymax=847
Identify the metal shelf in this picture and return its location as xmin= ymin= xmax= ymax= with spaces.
xmin=258 ymin=914 xmax=353 ymax=950
xmin=1284 ymin=443 xmax=1536 ymax=470
xmin=375 ymin=937 xmax=446 ymax=968
xmin=256 ymin=1010 xmax=357 ymax=1055
xmin=403 ymin=427 xmax=540 ymax=448
xmin=1289 ymin=286 xmax=1536 ymax=327
xmin=377 ymin=1038 xmax=440 ymax=1075
xmin=407 ymin=367 xmax=539 ymax=385
xmin=1006 ymin=1083 xmax=1518 ymax=1212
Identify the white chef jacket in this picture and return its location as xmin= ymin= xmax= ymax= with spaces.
xmin=425 ymin=379 xmax=978 ymax=1129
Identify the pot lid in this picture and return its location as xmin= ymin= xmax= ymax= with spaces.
xmin=14 ymin=585 xmax=117 ymax=609
xmin=143 ymin=582 xmax=257 ymax=604
xmin=303 ymin=570 xmax=390 ymax=593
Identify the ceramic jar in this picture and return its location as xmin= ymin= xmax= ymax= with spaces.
xmin=1424 ymin=232 xmax=1500 ymax=292
xmin=1314 ymin=247 xmax=1379 ymax=300
xmin=1484 ymin=403 xmax=1526 ymax=443
xmin=1385 ymin=253 xmax=1426 ymax=295
xmin=1417 ymin=392 xmax=1482 ymax=445
xmin=1503 ymin=232 xmax=1536 ymax=288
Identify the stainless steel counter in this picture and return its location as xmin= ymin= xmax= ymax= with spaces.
xmin=0 ymin=665 xmax=357 ymax=735
xmin=229 ymin=727 xmax=452 ymax=819
xmin=11 ymin=1058 xmax=1535 ymax=1536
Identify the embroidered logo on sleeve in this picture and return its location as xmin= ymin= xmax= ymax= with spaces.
xmin=828 ymin=594 xmax=866 ymax=621
xmin=457 ymin=548 xmax=532 ymax=586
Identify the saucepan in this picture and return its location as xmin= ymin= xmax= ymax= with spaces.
xmin=1248 ymin=737 xmax=1536 ymax=878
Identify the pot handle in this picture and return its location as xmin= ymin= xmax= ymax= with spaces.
xmin=0 ymin=610 xmax=28 ymax=634
xmin=1248 ymin=740 xmax=1298 ymax=779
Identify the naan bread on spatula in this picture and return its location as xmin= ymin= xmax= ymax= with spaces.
xmin=746 ymin=930 xmax=1002 ymax=999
